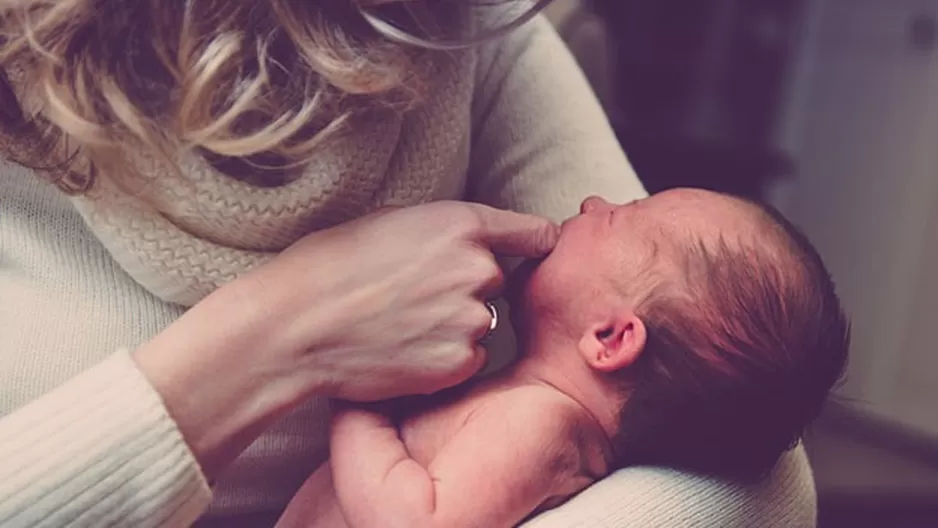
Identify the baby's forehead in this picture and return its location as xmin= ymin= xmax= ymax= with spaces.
xmin=645 ymin=190 xmax=761 ymax=244
xmin=639 ymin=189 xmax=746 ymax=230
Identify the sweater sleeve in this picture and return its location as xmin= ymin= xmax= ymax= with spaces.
xmin=466 ymin=12 xmax=648 ymax=223
xmin=521 ymin=445 xmax=817 ymax=528
xmin=0 ymin=350 xmax=212 ymax=528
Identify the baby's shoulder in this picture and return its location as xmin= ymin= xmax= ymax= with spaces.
xmin=476 ymin=385 xmax=582 ymax=431
xmin=470 ymin=386 xmax=596 ymax=475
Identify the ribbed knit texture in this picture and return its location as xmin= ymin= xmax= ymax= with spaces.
xmin=524 ymin=446 xmax=816 ymax=528
xmin=0 ymin=10 xmax=815 ymax=528
xmin=0 ymin=350 xmax=211 ymax=527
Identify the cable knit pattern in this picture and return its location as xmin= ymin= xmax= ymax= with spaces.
xmin=72 ymin=43 xmax=473 ymax=307
xmin=0 ymin=9 xmax=816 ymax=528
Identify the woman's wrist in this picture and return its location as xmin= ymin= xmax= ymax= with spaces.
xmin=132 ymin=278 xmax=330 ymax=479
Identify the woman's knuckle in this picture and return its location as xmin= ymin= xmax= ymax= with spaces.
xmin=467 ymin=255 xmax=500 ymax=283
xmin=458 ymin=300 xmax=485 ymax=323
xmin=458 ymin=302 xmax=491 ymax=337
xmin=444 ymin=205 xmax=483 ymax=235
xmin=441 ymin=345 xmax=474 ymax=373
xmin=486 ymin=261 xmax=505 ymax=285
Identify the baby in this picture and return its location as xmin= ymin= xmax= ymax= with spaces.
xmin=276 ymin=188 xmax=850 ymax=528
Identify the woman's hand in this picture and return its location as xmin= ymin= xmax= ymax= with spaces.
xmin=133 ymin=200 xmax=558 ymax=477
xmin=237 ymin=200 xmax=558 ymax=401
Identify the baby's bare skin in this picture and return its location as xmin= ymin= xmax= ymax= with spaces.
xmin=278 ymin=189 xmax=831 ymax=527
xmin=279 ymin=191 xmax=734 ymax=528
xmin=277 ymin=375 xmax=608 ymax=528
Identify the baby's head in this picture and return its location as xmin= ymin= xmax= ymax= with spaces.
xmin=512 ymin=188 xmax=849 ymax=481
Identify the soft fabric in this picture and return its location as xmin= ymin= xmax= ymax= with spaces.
xmin=524 ymin=446 xmax=816 ymax=528
xmin=0 ymin=7 xmax=814 ymax=528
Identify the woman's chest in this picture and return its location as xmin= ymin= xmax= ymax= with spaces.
xmin=1 ymin=172 xmax=327 ymax=517
xmin=0 ymin=170 xmax=183 ymax=414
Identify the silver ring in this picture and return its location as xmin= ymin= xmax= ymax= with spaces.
xmin=480 ymin=301 xmax=499 ymax=342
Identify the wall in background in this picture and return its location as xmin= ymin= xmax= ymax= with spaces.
xmin=774 ymin=0 xmax=938 ymax=438
xmin=591 ymin=0 xmax=807 ymax=198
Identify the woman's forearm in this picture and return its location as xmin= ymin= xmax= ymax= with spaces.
xmin=133 ymin=277 xmax=333 ymax=480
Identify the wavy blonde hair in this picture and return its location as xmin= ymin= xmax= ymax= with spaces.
xmin=0 ymin=0 xmax=545 ymax=192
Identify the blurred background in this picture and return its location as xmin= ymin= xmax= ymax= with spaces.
xmin=543 ymin=0 xmax=938 ymax=526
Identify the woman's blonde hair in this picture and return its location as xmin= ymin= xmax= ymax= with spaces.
xmin=0 ymin=0 xmax=545 ymax=192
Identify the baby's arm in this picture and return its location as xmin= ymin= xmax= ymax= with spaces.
xmin=329 ymin=392 xmax=583 ymax=528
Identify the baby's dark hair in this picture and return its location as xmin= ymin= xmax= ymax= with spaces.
xmin=610 ymin=199 xmax=850 ymax=481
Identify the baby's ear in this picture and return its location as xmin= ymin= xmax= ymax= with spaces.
xmin=577 ymin=312 xmax=647 ymax=373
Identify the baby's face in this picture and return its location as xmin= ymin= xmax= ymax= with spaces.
xmin=512 ymin=189 xmax=758 ymax=331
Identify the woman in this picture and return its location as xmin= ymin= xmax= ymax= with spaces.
xmin=0 ymin=1 xmax=684 ymax=527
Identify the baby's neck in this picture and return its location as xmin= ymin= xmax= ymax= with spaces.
xmin=504 ymin=346 xmax=620 ymax=445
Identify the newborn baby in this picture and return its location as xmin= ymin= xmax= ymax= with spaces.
xmin=277 ymin=188 xmax=850 ymax=528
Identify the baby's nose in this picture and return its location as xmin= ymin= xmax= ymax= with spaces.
xmin=580 ymin=196 xmax=612 ymax=214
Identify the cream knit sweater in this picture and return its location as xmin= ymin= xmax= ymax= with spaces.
xmin=0 ymin=11 xmax=816 ymax=528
